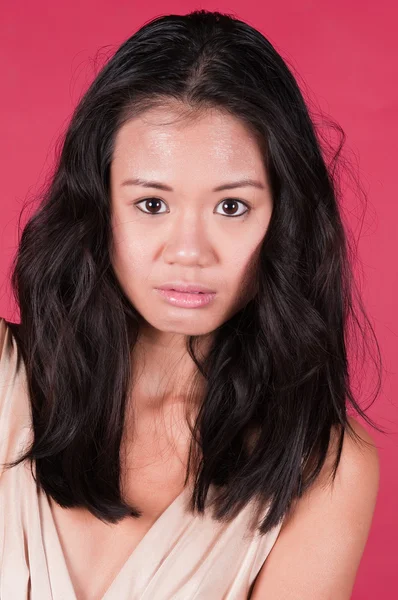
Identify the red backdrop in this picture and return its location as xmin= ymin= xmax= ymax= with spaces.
xmin=1 ymin=2 xmax=397 ymax=597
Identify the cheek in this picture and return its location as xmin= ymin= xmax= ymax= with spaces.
xmin=111 ymin=227 xmax=156 ymax=298
xmin=228 ymin=238 xmax=260 ymax=279
xmin=110 ymin=222 xmax=135 ymax=285
xmin=229 ymin=242 xmax=261 ymax=301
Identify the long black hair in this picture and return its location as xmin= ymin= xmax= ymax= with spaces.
xmin=3 ymin=9 xmax=385 ymax=534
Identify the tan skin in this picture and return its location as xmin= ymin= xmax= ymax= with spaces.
xmin=50 ymin=103 xmax=379 ymax=599
xmin=250 ymin=417 xmax=379 ymax=599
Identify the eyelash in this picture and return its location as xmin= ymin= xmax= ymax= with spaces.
xmin=134 ymin=197 xmax=251 ymax=218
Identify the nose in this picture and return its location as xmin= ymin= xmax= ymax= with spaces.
xmin=162 ymin=209 xmax=214 ymax=267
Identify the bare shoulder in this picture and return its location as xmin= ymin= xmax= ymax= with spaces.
xmin=250 ymin=417 xmax=380 ymax=599
xmin=326 ymin=416 xmax=380 ymax=488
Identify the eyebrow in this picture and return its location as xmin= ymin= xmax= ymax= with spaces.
xmin=120 ymin=177 xmax=265 ymax=192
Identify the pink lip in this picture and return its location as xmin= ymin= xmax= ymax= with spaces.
xmin=157 ymin=282 xmax=216 ymax=294
xmin=155 ymin=288 xmax=216 ymax=308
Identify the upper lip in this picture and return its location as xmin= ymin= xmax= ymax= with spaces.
xmin=156 ymin=282 xmax=216 ymax=293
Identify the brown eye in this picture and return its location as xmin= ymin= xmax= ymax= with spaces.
xmin=135 ymin=198 xmax=167 ymax=214
xmin=215 ymin=199 xmax=250 ymax=218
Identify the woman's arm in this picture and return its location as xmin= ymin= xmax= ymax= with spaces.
xmin=250 ymin=417 xmax=380 ymax=599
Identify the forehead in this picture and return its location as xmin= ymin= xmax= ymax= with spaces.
xmin=111 ymin=105 xmax=266 ymax=177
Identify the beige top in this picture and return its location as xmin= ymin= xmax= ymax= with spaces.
xmin=0 ymin=317 xmax=284 ymax=599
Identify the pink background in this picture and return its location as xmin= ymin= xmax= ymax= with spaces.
xmin=1 ymin=1 xmax=397 ymax=596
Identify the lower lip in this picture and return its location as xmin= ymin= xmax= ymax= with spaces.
xmin=155 ymin=288 xmax=216 ymax=308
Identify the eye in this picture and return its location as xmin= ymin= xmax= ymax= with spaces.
xmin=134 ymin=197 xmax=250 ymax=217
xmin=135 ymin=198 xmax=167 ymax=215
xmin=215 ymin=199 xmax=250 ymax=218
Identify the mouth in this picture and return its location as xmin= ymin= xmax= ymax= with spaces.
xmin=157 ymin=283 xmax=216 ymax=294
xmin=155 ymin=287 xmax=217 ymax=308
xmin=169 ymin=289 xmax=204 ymax=294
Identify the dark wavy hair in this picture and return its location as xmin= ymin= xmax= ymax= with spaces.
xmin=3 ymin=9 xmax=385 ymax=534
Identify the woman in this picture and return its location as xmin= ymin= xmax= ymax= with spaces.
xmin=0 ymin=9 xmax=383 ymax=600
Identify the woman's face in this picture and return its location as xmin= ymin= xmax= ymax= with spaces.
xmin=109 ymin=104 xmax=273 ymax=343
